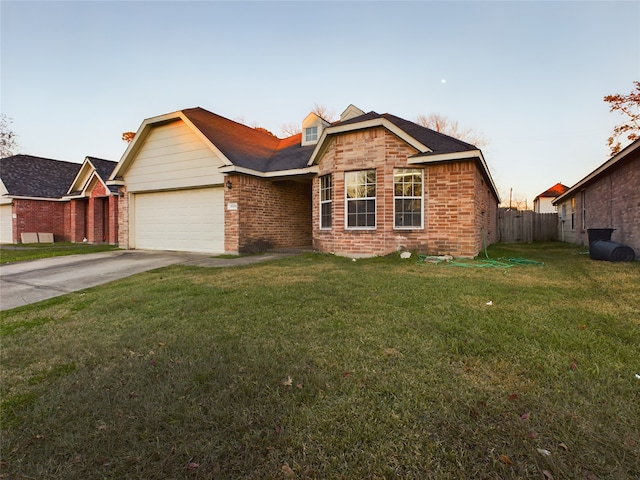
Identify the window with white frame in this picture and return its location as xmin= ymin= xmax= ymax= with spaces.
xmin=571 ymin=197 xmax=575 ymax=230
xmin=305 ymin=126 xmax=318 ymax=143
xmin=345 ymin=169 xmax=376 ymax=228
xmin=320 ymin=174 xmax=332 ymax=229
xmin=394 ymin=168 xmax=423 ymax=228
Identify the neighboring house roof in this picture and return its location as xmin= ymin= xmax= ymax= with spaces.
xmin=89 ymin=157 xmax=118 ymax=183
xmin=0 ymin=154 xmax=81 ymax=199
xmin=553 ymin=139 xmax=640 ymax=205
xmin=67 ymin=157 xmax=118 ymax=196
xmin=534 ymin=182 xmax=569 ymax=202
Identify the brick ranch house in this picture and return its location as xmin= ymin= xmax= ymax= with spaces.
xmin=553 ymin=138 xmax=639 ymax=254
xmin=109 ymin=105 xmax=499 ymax=257
xmin=0 ymin=155 xmax=118 ymax=244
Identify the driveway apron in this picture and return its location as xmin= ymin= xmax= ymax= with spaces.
xmin=0 ymin=250 xmax=294 ymax=311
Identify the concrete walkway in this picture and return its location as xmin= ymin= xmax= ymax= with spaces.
xmin=0 ymin=250 xmax=295 ymax=311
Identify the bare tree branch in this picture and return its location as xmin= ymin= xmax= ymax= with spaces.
xmin=0 ymin=114 xmax=18 ymax=157
xmin=415 ymin=113 xmax=488 ymax=147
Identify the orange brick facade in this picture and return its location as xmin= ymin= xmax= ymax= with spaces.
xmin=12 ymin=199 xmax=71 ymax=242
xmin=312 ymin=127 xmax=498 ymax=257
xmin=69 ymin=180 xmax=118 ymax=244
xmin=12 ymin=183 xmax=118 ymax=244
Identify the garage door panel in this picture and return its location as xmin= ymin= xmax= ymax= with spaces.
xmin=0 ymin=205 xmax=13 ymax=244
xmin=133 ymin=188 xmax=224 ymax=253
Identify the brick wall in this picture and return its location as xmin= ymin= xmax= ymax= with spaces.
xmin=570 ymin=154 xmax=639 ymax=254
xmin=68 ymin=181 xmax=119 ymax=245
xmin=14 ymin=199 xmax=70 ymax=242
xmin=224 ymin=175 xmax=312 ymax=253
xmin=69 ymin=199 xmax=87 ymax=242
xmin=312 ymin=127 xmax=498 ymax=257
xmin=117 ymin=186 xmax=129 ymax=248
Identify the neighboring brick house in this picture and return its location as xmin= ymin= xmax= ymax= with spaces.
xmin=109 ymin=105 xmax=499 ymax=257
xmin=65 ymin=157 xmax=119 ymax=244
xmin=0 ymin=154 xmax=117 ymax=244
xmin=553 ymin=139 xmax=639 ymax=254
xmin=533 ymin=182 xmax=569 ymax=214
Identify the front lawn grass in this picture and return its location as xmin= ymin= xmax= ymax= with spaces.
xmin=0 ymin=243 xmax=119 ymax=264
xmin=1 ymin=243 xmax=638 ymax=479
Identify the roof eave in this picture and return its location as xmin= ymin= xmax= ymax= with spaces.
xmin=306 ymin=117 xmax=432 ymax=166
xmin=5 ymin=195 xmax=69 ymax=202
xmin=553 ymin=139 xmax=640 ymax=205
xmin=409 ymin=149 xmax=500 ymax=202
xmin=219 ymin=165 xmax=319 ymax=178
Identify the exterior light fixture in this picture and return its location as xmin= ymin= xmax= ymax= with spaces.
xmin=225 ymin=180 xmax=233 ymax=189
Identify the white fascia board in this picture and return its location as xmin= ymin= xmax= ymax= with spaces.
xmin=306 ymin=130 xmax=331 ymax=166
xmin=108 ymin=111 xmax=233 ymax=181
xmin=306 ymin=118 xmax=431 ymax=166
xmin=8 ymin=195 xmax=69 ymax=202
xmin=407 ymin=149 xmax=481 ymax=164
xmin=67 ymin=157 xmax=93 ymax=194
xmin=218 ymin=165 xmax=319 ymax=178
xmin=553 ymin=139 xmax=640 ymax=205
xmin=409 ymin=149 xmax=501 ymax=202
xmin=68 ymin=161 xmax=111 ymax=197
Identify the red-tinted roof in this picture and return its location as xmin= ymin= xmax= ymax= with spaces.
xmin=536 ymin=182 xmax=569 ymax=199
xmin=182 ymin=107 xmax=310 ymax=172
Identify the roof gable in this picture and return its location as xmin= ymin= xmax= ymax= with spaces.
xmin=0 ymin=155 xmax=81 ymax=199
xmin=111 ymin=107 xmax=318 ymax=181
xmin=340 ymin=104 xmax=365 ymax=122
xmin=68 ymin=157 xmax=117 ymax=196
xmin=306 ymin=110 xmax=498 ymax=200
xmin=535 ymin=182 xmax=569 ymax=200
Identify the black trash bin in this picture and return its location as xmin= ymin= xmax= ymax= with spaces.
xmin=587 ymin=228 xmax=615 ymax=245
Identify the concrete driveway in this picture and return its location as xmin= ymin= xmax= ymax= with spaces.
xmin=0 ymin=250 xmax=294 ymax=311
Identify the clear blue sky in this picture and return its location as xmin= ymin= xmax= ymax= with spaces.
xmin=2 ymin=1 xmax=639 ymax=205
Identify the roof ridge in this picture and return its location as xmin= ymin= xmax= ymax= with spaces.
xmin=382 ymin=113 xmax=479 ymax=150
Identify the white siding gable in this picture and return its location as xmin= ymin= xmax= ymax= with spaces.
xmin=0 ymin=179 xmax=11 ymax=205
xmin=124 ymin=120 xmax=225 ymax=192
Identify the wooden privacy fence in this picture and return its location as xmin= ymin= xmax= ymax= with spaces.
xmin=498 ymin=209 xmax=558 ymax=243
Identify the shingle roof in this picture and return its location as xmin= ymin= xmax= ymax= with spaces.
xmin=333 ymin=111 xmax=479 ymax=154
xmin=1 ymin=154 xmax=81 ymax=199
xmin=182 ymin=108 xmax=311 ymax=172
xmin=181 ymin=107 xmax=480 ymax=174
xmin=535 ymin=182 xmax=569 ymax=199
xmin=87 ymin=157 xmax=117 ymax=183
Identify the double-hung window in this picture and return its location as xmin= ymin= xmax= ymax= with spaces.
xmin=320 ymin=175 xmax=332 ymax=229
xmin=345 ymin=169 xmax=376 ymax=228
xmin=394 ymin=168 xmax=423 ymax=228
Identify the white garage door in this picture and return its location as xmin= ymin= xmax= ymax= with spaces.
xmin=133 ymin=188 xmax=224 ymax=253
xmin=0 ymin=204 xmax=13 ymax=244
